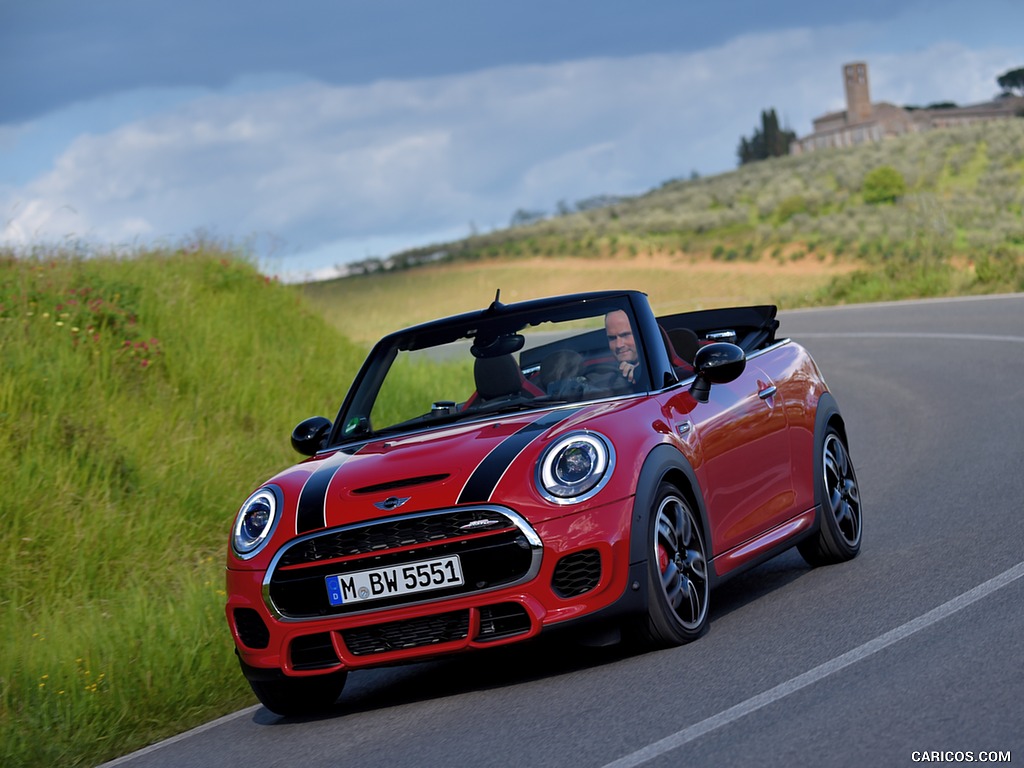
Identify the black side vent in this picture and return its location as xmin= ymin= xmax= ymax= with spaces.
xmin=477 ymin=603 xmax=532 ymax=642
xmin=233 ymin=608 xmax=270 ymax=649
xmin=290 ymin=633 xmax=340 ymax=670
xmin=342 ymin=611 xmax=470 ymax=656
xmin=552 ymin=549 xmax=602 ymax=598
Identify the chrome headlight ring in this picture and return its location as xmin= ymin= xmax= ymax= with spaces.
xmin=536 ymin=431 xmax=615 ymax=505
xmin=231 ymin=485 xmax=282 ymax=559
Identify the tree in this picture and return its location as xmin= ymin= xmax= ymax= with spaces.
xmin=509 ymin=208 xmax=546 ymax=227
xmin=737 ymin=108 xmax=796 ymax=165
xmin=862 ymin=165 xmax=907 ymax=204
xmin=574 ymin=194 xmax=623 ymax=212
xmin=997 ymin=67 xmax=1024 ymax=96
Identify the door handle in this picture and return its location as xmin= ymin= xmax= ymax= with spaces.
xmin=758 ymin=386 xmax=777 ymax=400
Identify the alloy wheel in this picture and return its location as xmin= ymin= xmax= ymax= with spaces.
xmin=654 ymin=494 xmax=708 ymax=630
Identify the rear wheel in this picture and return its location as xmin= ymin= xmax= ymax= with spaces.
xmin=799 ymin=426 xmax=862 ymax=566
xmin=247 ymin=669 xmax=348 ymax=717
xmin=641 ymin=483 xmax=710 ymax=646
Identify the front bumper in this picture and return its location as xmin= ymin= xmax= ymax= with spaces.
xmin=226 ymin=497 xmax=636 ymax=676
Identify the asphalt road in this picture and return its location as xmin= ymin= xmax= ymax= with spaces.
xmin=107 ymin=294 xmax=1024 ymax=768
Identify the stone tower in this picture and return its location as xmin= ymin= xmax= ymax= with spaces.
xmin=844 ymin=62 xmax=872 ymax=124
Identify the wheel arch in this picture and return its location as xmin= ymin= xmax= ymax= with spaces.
xmin=799 ymin=390 xmax=863 ymax=566
xmin=628 ymin=443 xmax=717 ymax=582
xmin=811 ymin=391 xmax=847 ymax=518
xmin=815 ymin=392 xmax=847 ymax=447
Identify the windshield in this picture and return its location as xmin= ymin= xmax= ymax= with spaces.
xmin=337 ymin=299 xmax=646 ymax=441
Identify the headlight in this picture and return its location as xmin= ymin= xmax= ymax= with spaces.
xmin=232 ymin=487 xmax=281 ymax=558
xmin=537 ymin=431 xmax=614 ymax=504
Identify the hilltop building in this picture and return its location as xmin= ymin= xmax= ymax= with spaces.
xmin=791 ymin=62 xmax=1024 ymax=155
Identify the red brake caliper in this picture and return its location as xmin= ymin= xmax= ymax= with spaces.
xmin=657 ymin=544 xmax=670 ymax=573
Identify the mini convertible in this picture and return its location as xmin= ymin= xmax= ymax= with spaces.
xmin=225 ymin=290 xmax=862 ymax=715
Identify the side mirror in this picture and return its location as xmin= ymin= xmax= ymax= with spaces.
xmin=291 ymin=416 xmax=332 ymax=456
xmin=689 ymin=343 xmax=746 ymax=403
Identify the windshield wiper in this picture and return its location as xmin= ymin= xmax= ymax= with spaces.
xmin=345 ymin=397 xmax=574 ymax=443
xmin=470 ymin=397 xmax=570 ymax=416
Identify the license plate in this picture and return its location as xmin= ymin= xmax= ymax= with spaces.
xmin=325 ymin=555 xmax=464 ymax=606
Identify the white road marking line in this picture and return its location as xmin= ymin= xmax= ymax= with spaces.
xmin=783 ymin=293 xmax=1024 ymax=314
xmin=98 ymin=705 xmax=261 ymax=766
xmin=603 ymin=560 xmax=1024 ymax=768
xmin=791 ymin=332 xmax=1024 ymax=343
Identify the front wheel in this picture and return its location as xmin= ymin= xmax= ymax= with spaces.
xmin=640 ymin=483 xmax=710 ymax=646
xmin=799 ymin=426 xmax=863 ymax=566
xmin=248 ymin=669 xmax=348 ymax=717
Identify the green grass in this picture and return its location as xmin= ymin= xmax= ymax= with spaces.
xmin=1 ymin=246 xmax=366 ymax=767
xmin=371 ymin=356 xmax=475 ymax=428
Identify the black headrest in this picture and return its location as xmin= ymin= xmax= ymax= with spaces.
xmin=474 ymin=355 xmax=523 ymax=400
xmin=669 ymin=327 xmax=700 ymax=365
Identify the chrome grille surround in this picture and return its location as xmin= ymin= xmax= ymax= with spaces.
xmin=262 ymin=505 xmax=543 ymax=621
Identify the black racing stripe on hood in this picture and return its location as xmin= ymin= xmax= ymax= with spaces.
xmin=295 ymin=449 xmax=359 ymax=534
xmin=458 ymin=408 xmax=583 ymax=505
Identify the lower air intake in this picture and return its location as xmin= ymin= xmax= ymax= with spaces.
xmin=551 ymin=549 xmax=602 ymax=598
xmin=290 ymin=632 xmax=340 ymax=670
xmin=342 ymin=610 xmax=470 ymax=656
xmin=234 ymin=608 xmax=270 ymax=649
xmin=477 ymin=603 xmax=532 ymax=641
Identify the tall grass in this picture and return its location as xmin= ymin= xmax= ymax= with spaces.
xmin=0 ymin=246 xmax=366 ymax=767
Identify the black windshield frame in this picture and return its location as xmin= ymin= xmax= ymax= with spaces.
xmin=326 ymin=292 xmax=655 ymax=447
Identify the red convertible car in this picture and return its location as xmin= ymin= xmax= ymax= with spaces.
xmin=225 ymin=290 xmax=862 ymax=715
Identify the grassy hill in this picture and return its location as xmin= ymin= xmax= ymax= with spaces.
xmin=309 ymin=119 xmax=1024 ymax=341
xmin=0 ymin=249 xmax=365 ymax=767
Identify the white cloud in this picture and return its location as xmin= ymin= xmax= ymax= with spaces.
xmin=870 ymin=44 xmax=1019 ymax=106
xmin=1 ymin=20 xmax=1018 ymax=278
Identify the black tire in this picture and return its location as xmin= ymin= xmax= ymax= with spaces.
xmin=641 ymin=482 xmax=710 ymax=646
xmin=799 ymin=426 xmax=863 ymax=566
xmin=248 ymin=669 xmax=348 ymax=717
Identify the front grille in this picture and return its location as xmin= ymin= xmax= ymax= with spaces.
xmin=234 ymin=608 xmax=270 ymax=649
xmin=277 ymin=508 xmax=518 ymax=565
xmin=551 ymin=549 xmax=602 ymax=598
xmin=477 ymin=603 xmax=532 ymax=641
xmin=266 ymin=506 xmax=543 ymax=620
xmin=290 ymin=632 xmax=340 ymax=670
xmin=342 ymin=610 xmax=470 ymax=656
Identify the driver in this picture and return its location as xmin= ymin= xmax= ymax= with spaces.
xmin=605 ymin=309 xmax=640 ymax=385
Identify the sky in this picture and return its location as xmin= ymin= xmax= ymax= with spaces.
xmin=1 ymin=1 xmax=1021 ymax=282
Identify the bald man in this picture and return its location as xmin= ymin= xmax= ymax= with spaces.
xmin=605 ymin=309 xmax=640 ymax=386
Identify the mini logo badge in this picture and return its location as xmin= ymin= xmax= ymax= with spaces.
xmin=459 ymin=518 xmax=501 ymax=532
xmin=374 ymin=496 xmax=411 ymax=511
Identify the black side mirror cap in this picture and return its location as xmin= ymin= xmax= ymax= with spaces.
xmin=689 ymin=343 xmax=746 ymax=403
xmin=291 ymin=416 xmax=332 ymax=456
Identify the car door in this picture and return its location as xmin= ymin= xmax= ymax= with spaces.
xmin=690 ymin=361 xmax=795 ymax=557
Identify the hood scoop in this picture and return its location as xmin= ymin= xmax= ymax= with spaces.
xmin=351 ymin=473 xmax=450 ymax=495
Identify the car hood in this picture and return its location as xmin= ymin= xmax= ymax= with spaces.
xmin=268 ymin=404 xmax=604 ymax=535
